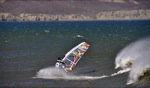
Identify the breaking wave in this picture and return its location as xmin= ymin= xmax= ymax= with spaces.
xmin=115 ymin=37 xmax=150 ymax=85
xmin=127 ymin=50 xmax=150 ymax=85
xmin=34 ymin=67 xmax=108 ymax=80
xmin=115 ymin=37 xmax=150 ymax=69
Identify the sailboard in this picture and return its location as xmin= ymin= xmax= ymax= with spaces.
xmin=55 ymin=42 xmax=90 ymax=72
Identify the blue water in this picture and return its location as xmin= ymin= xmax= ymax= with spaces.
xmin=0 ymin=20 xmax=150 ymax=87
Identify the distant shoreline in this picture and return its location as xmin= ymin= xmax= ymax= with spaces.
xmin=0 ymin=9 xmax=150 ymax=21
xmin=0 ymin=1 xmax=150 ymax=21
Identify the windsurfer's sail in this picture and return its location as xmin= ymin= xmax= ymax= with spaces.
xmin=55 ymin=42 xmax=90 ymax=72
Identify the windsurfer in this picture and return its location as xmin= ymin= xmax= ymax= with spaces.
xmin=57 ymin=57 xmax=63 ymax=62
xmin=56 ymin=57 xmax=66 ymax=68
xmin=55 ymin=42 xmax=90 ymax=72
xmin=56 ymin=57 xmax=71 ymax=72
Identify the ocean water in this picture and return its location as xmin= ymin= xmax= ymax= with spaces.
xmin=0 ymin=20 xmax=150 ymax=87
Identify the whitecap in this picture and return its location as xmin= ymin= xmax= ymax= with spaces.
xmin=115 ymin=37 xmax=150 ymax=69
xmin=44 ymin=30 xmax=50 ymax=33
xmin=72 ymin=35 xmax=85 ymax=38
xmin=127 ymin=50 xmax=150 ymax=85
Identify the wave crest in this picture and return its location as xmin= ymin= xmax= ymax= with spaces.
xmin=115 ymin=37 xmax=150 ymax=85
xmin=127 ymin=50 xmax=150 ymax=85
xmin=115 ymin=37 xmax=150 ymax=69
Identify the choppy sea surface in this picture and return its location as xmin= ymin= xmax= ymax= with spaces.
xmin=0 ymin=20 xmax=150 ymax=87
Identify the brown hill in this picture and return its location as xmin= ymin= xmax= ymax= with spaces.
xmin=0 ymin=0 xmax=150 ymax=21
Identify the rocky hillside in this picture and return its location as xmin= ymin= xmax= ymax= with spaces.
xmin=0 ymin=0 xmax=150 ymax=21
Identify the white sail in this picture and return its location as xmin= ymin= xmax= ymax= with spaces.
xmin=56 ymin=42 xmax=90 ymax=72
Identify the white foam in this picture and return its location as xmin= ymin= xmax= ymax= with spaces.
xmin=127 ymin=51 xmax=150 ymax=85
xmin=115 ymin=37 xmax=150 ymax=69
xmin=72 ymin=35 xmax=85 ymax=38
xmin=115 ymin=37 xmax=150 ymax=85
xmin=111 ymin=68 xmax=130 ymax=76
xmin=44 ymin=30 xmax=49 ymax=33
xmin=76 ymin=35 xmax=84 ymax=38
xmin=34 ymin=67 xmax=108 ymax=80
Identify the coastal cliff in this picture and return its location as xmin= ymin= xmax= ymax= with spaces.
xmin=0 ymin=0 xmax=150 ymax=21
xmin=0 ymin=9 xmax=150 ymax=21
